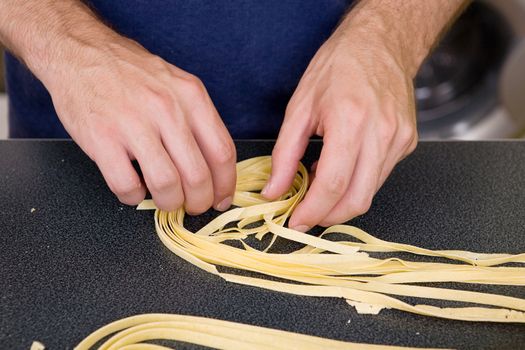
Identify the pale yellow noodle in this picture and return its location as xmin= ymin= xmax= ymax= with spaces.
xmin=141 ymin=156 xmax=525 ymax=323
xmin=75 ymin=313 xmax=442 ymax=350
xmin=75 ymin=156 xmax=524 ymax=349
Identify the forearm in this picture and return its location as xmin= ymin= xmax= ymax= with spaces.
xmin=339 ymin=0 xmax=469 ymax=77
xmin=0 ymin=1 xmax=117 ymax=86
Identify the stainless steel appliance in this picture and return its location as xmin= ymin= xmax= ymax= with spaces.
xmin=416 ymin=0 xmax=525 ymax=139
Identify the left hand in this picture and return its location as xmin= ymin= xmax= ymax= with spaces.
xmin=262 ymin=23 xmax=418 ymax=230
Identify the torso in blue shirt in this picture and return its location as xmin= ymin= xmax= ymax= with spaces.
xmin=6 ymin=1 xmax=351 ymax=138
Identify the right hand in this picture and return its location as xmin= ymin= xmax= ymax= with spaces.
xmin=42 ymin=35 xmax=236 ymax=213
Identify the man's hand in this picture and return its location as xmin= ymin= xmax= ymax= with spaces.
xmin=51 ymin=38 xmax=236 ymax=213
xmin=263 ymin=0 xmax=468 ymax=230
xmin=0 ymin=1 xmax=236 ymax=213
xmin=265 ymin=28 xmax=417 ymax=229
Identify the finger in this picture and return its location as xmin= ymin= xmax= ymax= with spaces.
xmin=94 ymin=140 xmax=146 ymax=206
xmin=160 ymin=122 xmax=214 ymax=215
xmin=129 ymin=131 xmax=185 ymax=212
xmin=288 ymin=120 xmax=360 ymax=231
xmin=319 ymin=140 xmax=384 ymax=226
xmin=263 ymin=103 xmax=312 ymax=200
xmin=187 ymin=99 xmax=236 ymax=212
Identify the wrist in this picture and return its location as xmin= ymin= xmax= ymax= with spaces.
xmin=27 ymin=24 xmax=119 ymax=90
xmin=336 ymin=10 xmax=427 ymax=79
xmin=337 ymin=0 xmax=468 ymax=79
xmin=0 ymin=1 xmax=127 ymax=91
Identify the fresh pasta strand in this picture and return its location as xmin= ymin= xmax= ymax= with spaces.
xmin=75 ymin=156 xmax=525 ymax=349
xmin=75 ymin=313 xmax=444 ymax=350
xmin=137 ymin=156 xmax=525 ymax=323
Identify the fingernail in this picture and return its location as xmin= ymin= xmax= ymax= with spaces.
xmin=291 ymin=225 xmax=310 ymax=232
xmin=261 ymin=178 xmax=272 ymax=196
xmin=215 ymin=196 xmax=232 ymax=212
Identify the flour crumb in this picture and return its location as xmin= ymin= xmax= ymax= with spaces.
xmin=30 ymin=208 xmax=36 ymax=213
xmin=30 ymin=341 xmax=45 ymax=350
xmin=347 ymin=300 xmax=387 ymax=315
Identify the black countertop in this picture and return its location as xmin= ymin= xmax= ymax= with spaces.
xmin=0 ymin=140 xmax=524 ymax=349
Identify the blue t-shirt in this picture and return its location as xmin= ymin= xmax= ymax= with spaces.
xmin=6 ymin=1 xmax=351 ymax=138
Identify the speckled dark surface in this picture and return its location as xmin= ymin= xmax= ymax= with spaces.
xmin=0 ymin=140 xmax=524 ymax=350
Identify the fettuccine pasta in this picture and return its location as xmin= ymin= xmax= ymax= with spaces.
xmin=139 ymin=156 xmax=525 ymax=323
xmin=75 ymin=156 xmax=524 ymax=349
xmin=75 ymin=313 xmax=439 ymax=350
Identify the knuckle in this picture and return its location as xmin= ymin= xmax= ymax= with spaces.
xmin=150 ymin=56 xmax=176 ymax=77
xmin=110 ymin=178 xmax=141 ymax=197
xmin=398 ymin=123 xmax=417 ymax=148
xmin=150 ymin=171 xmax=179 ymax=192
xmin=213 ymin=140 xmax=236 ymax=166
xmin=323 ymin=173 xmax=348 ymax=197
xmin=182 ymin=74 xmax=207 ymax=100
xmin=186 ymin=168 xmax=211 ymax=188
xmin=349 ymin=197 xmax=372 ymax=216
xmin=149 ymin=55 xmax=167 ymax=68
xmin=406 ymin=133 xmax=419 ymax=153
